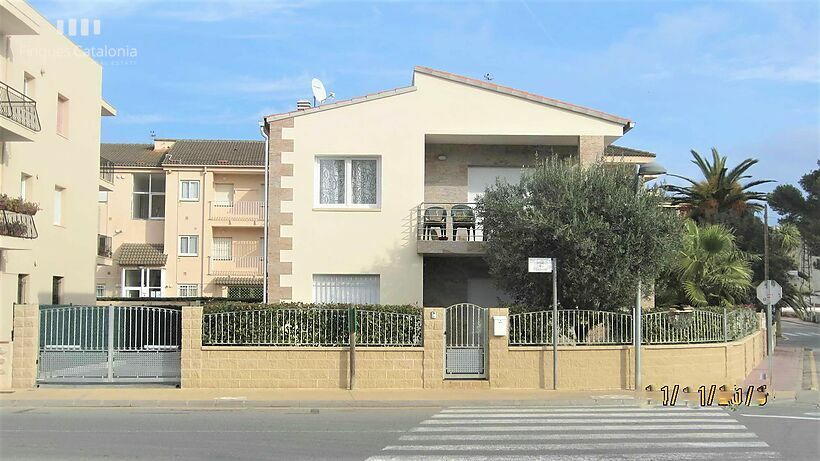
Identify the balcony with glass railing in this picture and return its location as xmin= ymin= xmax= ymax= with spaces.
xmin=416 ymin=202 xmax=487 ymax=255
xmin=0 ymin=80 xmax=40 ymax=134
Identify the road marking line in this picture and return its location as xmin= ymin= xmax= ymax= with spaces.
xmin=432 ymin=413 xmax=732 ymax=418
xmin=420 ymin=418 xmax=734 ymax=425
xmin=411 ymin=424 xmax=748 ymax=432
xmin=400 ymin=432 xmax=759 ymax=441
xmin=382 ymin=441 xmax=770 ymax=451
xmin=739 ymin=414 xmax=820 ymax=421
xmin=367 ymin=453 xmax=784 ymax=461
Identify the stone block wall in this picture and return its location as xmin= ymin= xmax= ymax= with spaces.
xmin=11 ymin=304 xmax=38 ymax=389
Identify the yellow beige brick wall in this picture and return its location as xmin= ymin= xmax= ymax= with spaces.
xmin=179 ymin=306 xmax=765 ymax=390
xmin=10 ymin=304 xmax=38 ymax=389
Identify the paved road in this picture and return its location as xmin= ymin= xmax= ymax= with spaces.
xmin=779 ymin=317 xmax=819 ymax=390
xmin=2 ymin=403 xmax=818 ymax=460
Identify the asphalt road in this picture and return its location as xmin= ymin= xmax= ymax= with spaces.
xmin=779 ymin=317 xmax=819 ymax=391
xmin=1 ymin=402 xmax=818 ymax=460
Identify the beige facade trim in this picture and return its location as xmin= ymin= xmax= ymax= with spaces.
xmin=265 ymin=119 xmax=295 ymax=301
xmin=265 ymin=86 xmax=417 ymax=123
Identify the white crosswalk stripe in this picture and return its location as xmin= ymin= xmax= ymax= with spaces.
xmin=367 ymin=405 xmax=782 ymax=460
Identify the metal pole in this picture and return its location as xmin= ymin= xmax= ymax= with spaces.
xmin=723 ymin=307 xmax=728 ymax=343
xmin=349 ymin=307 xmax=356 ymax=390
xmin=552 ymin=258 xmax=558 ymax=390
xmin=106 ymin=305 xmax=114 ymax=382
xmin=764 ymin=205 xmax=773 ymax=386
xmin=635 ymin=280 xmax=642 ymax=391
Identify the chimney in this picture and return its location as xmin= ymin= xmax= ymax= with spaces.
xmin=296 ymin=99 xmax=312 ymax=111
xmin=153 ymin=139 xmax=176 ymax=152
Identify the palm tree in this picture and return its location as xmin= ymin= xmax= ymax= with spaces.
xmin=676 ymin=220 xmax=754 ymax=307
xmin=666 ymin=148 xmax=773 ymax=221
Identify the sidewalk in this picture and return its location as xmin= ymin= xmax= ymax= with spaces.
xmin=0 ymin=387 xmax=648 ymax=408
xmin=742 ymin=342 xmax=820 ymax=403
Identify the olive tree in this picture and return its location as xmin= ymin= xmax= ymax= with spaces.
xmin=476 ymin=160 xmax=682 ymax=310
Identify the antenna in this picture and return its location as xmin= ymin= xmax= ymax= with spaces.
xmin=484 ymin=73 xmax=493 ymax=81
xmin=150 ymin=130 xmax=156 ymax=139
xmin=311 ymin=78 xmax=327 ymax=107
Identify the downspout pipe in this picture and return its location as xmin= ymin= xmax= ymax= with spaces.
xmin=260 ymin=120 xmax=270 ymax=304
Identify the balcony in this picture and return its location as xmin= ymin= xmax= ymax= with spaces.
xmin=99 ymin=157 xmax=114 ymax=191
xmin=0 ymin=210 xmax=37 ymax=250
xmin=416 ymin=202 xmax=487 ymax=256
xmin=209 ymin=201 xmax=264 ymax=226
xmin=0 ymin=80 xmax=40 ymax=136
xmin=208 ymin=255 xmax=263 ymax=276
xmin=97 ymin=234 xmax=113 ymax=265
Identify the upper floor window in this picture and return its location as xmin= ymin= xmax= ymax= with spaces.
xmin=180 ymin=180 xmax=200 ymax=201
xmin=53 ymin=186 xmax=65 ymax=225
xmin=56 ymin=94 xmax=69 ymax=137
xmin=315 ymin=156 xmax=380 ymax=208
xmin=133 ymin=173 xmax=165 ymax=219
xmin=179 ymin=235 xmax=199 ymax=256
xmin=21 ymin=173 xmax=32 ymax=200
xmin=23 ymin=73 xmax=35 ymax=98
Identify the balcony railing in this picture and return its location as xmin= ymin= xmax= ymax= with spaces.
xmin=100 ymin=157 xmax=114 ymax=184
xmin=208 ymin=255 xmax=263 ymax=276
xmin=0 ymin=80 xmax=41 ymax=132
xmin=0 ymin=210 xmax=38 ymax=239
xmin=97 ymin=234 xmax=112 ymax=258
xmin=416 ymin=202 xmax=484 ymax=241
xmin=209 ymin=201 xmax=264 ymax=222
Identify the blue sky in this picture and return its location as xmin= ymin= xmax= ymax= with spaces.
xmin=34 ymin=0 xmax=819 ymax=195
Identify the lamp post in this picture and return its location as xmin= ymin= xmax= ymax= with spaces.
xmin=634 ymin=162 xmax=667 ymax=392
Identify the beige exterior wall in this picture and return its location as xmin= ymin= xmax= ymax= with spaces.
xmin=1 ymin=1 xmax=111 ymax=387
xmin=97 ymin=165 xmax=264 ymax=298
xmin=270 ymin=71 xmax=628 ymax=305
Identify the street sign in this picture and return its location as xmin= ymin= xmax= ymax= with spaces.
xmin=528 ymin=257 xmax=553 ymax=273
xmin=756 ymin=280 xmax=782 ymax=305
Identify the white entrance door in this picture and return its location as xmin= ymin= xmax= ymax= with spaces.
xmin=467 ymin=167 xmax=526 ymax=239
xmin=121 ymin=268 xmax=165 ymax=298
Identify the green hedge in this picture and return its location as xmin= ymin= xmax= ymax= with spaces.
xmin=202 ymin=301 xmax=420 ymax=315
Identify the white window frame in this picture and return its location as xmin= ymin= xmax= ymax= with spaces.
xmin=314 ymin=156 xmax=381 ymax=209
xmin=96 ymin=284 xmax=105 ymax=298
xmin=121 ymin=268 xmax=165 ymax=298
xmin=132 ymin=173 xmax=166 ymax=220
xmin=179 ymin=180 xmax=200 ymax=202
xmin=178 ymin=284 xmax=199 ymax=297
xmin=179 ymin=235 xmax=199 ymax=256
xmin=212 ymin=237 xmax=233 ymax=261
xmin=312 ymin=274 xmax=380 ymax=304
xmin=56 ymin=93 xmax=69 ymax=138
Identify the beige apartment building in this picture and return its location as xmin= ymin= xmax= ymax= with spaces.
xmin=262 ymin=66 xmax=656 ymax=307
xmin=0 ymin=0 xmax=115 ymax=387
xmin=97 ymin=139 xmax=265 ymax=299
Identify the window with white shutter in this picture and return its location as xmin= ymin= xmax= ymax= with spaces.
xmin=312 ymin=274 xmax=380 ymax=304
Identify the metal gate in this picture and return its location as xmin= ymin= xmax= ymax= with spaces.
xmin=444 ymin=303 xmax=488 ymax=379
xmin=37 ymin=305 xmax=181 ymax=384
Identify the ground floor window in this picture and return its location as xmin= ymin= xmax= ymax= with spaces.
xmin=227 ymin=285 xmax=262 ymax=299
xmin=17 ymin=274 xmax=29 ymax=304
xmin=52 ymin=276 xmax=63 ymax=304
xmin=178 ymin=284 xmax=199 ymax=297
xmin=312 ymin=274 xmax=380 ymax=304
xmin=96 ymin=284 xmax=105 ymax=298
xmin=122 ymin=268 xmax=164 ymax=297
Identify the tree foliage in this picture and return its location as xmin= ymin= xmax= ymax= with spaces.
xmin=769 ymin=162 xmax=820 ymax=257
xmin=674 ymin=220 xmax=754 ymax=307
xmin=665 ymin=148 xmax=772 ymax=221
xmin=476 ymin=160 xmax=682 ymax=311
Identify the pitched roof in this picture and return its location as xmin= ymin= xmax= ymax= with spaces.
xmin=100 ymin=143 xmax=163 ymax=167
xmin=100 ymin=140 xmax=265 ymax=168
xmin=162 ymin=140 xmax=265 ymax=166
xmin=116 ymin=243 xmax=167 ymax=266
xmin=212 ymin=276 xmax=263 ymax=286
xmin=266 ymin=66 xmax=632 ymax=131
xmin=604 ymin=145 xmax=656 ymax=158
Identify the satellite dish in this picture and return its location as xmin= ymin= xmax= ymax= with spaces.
xmin=311 ymin=78 xmax=327 ymax=104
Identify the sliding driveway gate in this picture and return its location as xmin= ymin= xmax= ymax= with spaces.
xmin=37 ymin=305 xmax=181 ymax=384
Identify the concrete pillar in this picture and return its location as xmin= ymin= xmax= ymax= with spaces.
xmin=181 ymin=306 xmax=203 ymax=388
xmin=422 ymin=307 xmax=444 ymax=388
xmin=11 ymin=304 xmax=39 ymax=388
xmin=578 ymin=136 xmax=605 ymax=166
xmin=487 ymin=307 xmax=508 ymax=388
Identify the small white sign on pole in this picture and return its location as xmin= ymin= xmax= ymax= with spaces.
xmin=756 ymin=280 xmax=782 ymax=305
xmin=528 ymin=257 xmax=553 ymax=273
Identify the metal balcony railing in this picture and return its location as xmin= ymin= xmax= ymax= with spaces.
xmin=208 ymin=255 xmax=263 ymax=276
xmin=416 ymin=202 xmax=484 ymax=241
xmin=97 ymin=234 xmax=112 ymax=258
xmin=0 ymin=80 xmax=41 ymax=132
xmin=209 ymin=201 xmax=264 ymax=222
xmin=0 ymin=210 xmax=38 ymax=239
xmin=100 ymin=157 xmax=114 ymax=184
